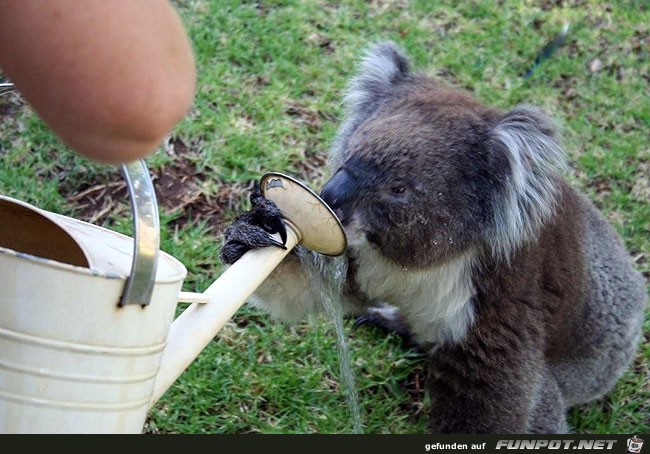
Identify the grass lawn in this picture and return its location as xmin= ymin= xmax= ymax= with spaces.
xmin=0 ymin=0 xmax=648 ymax=434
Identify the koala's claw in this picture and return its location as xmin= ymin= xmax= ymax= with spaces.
xmin=219 ymin=186 xmax=288 ymax=265
xmin=249 ymin=199 xmax=287 ymax=245
xmin=353 ymin=305 xmax=421 ymax=350
xmin=352 ymin=315 xmax=372 ymax=328
xmin=220 ymin=222 xmax=287 ymax=265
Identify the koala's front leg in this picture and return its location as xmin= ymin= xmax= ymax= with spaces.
xmin=220 ymin=182 xmax=288 ymax=265
xmin=219 ymin=184 xmax=333 ymax=322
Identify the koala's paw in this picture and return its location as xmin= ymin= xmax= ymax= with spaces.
xmin=219 ymin=182 xmax=287 ymax=265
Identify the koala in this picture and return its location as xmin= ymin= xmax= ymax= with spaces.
xmin=220 ymin=42 xmax=647 ymax=433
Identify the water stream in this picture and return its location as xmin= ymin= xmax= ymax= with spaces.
xmin=303 ymin=251 xmax=363 ymax=434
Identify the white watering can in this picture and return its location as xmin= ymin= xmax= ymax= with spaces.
xmin=0 ymin=161 xmax=347 ymax=434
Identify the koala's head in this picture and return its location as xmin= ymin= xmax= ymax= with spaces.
xmin=321 ymin=42 xmax=566 ymax=268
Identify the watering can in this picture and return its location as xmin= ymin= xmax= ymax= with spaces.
xmin=0 ymin=161 xmax=346 ymax=433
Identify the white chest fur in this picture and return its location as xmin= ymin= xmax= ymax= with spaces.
xmin=352 ymin=245 xmax=477 ymax=347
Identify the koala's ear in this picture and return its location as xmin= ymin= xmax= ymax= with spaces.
xmin=344 ymin=41 xmax=411 ymax=112
xmin=491 ymin=105 xmax=566 ymax=175
xmin=330 ymin=42 xmax=410 ymax=169
xmin=487 ymin=105 xmax=567 ymax=260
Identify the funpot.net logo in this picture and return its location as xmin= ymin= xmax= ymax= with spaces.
xmin=627 ymin=436 xmax=644 ymax=454
xmin=495 ymin=439 xmax=618 ymax=450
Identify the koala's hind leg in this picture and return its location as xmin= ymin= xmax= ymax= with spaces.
xmin=354 ymin=304 xmax=422 ymax=350
xmin=550 ymin=200 xmax=646 ymax=407
xmin=527 ymin=368 xmax=568 ymax=434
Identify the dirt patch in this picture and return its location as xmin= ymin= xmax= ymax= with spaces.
xmin=65 ymin=136 xmax=330 ymax=233
xmin=65 ymin=163 xmax=244 ymax=232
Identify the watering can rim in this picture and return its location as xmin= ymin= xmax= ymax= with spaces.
xmin=0 ymin=194 xmax=187 ymax=285
xmin=0 ymin=240 xmax=187 ymax=285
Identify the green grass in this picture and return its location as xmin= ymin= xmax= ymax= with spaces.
xmin=1 ymin=0 xmax=648 ymax=434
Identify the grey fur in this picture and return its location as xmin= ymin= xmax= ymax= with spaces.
xmin=330 ymin=42 xmax=410 ymax=169
xmin=489 ymin=105 xmax=568 ymax=261
xmin=550 ymin=198 xmax=647 ymax=406
xmin=220 ymin=41 xmax=648 ymax=433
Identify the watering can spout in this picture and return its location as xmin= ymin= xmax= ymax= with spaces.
xmin=0 ymin=169 xmax=345 ymax=433
xmin=150 ymin=172 xmax=347 ymax=404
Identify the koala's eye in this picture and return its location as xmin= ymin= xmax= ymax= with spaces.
xmin=391 ymin=185 xmax=406 ymax=195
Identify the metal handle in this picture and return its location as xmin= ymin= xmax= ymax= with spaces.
xmin=1 ymin=82 xmax=159 ymax=306
xmin=119 ymin=160 xmax=159 ymax=306
xmin=0 ymin=82 xmax=16 ymax=96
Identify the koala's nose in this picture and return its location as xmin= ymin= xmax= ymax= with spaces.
xmin=320 ymin=168 xmax=358 ymax=224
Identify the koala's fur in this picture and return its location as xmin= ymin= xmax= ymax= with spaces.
xmin=220 ymin=42 xmax=648 ymax=433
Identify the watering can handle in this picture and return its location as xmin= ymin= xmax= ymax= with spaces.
xmin=1 ymin=82 xmax=159 ymax=306
xmin=119 ymin=160 xmax=159 ymax=306
xmin=0 ymin=82 xmax=16 ymax=96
